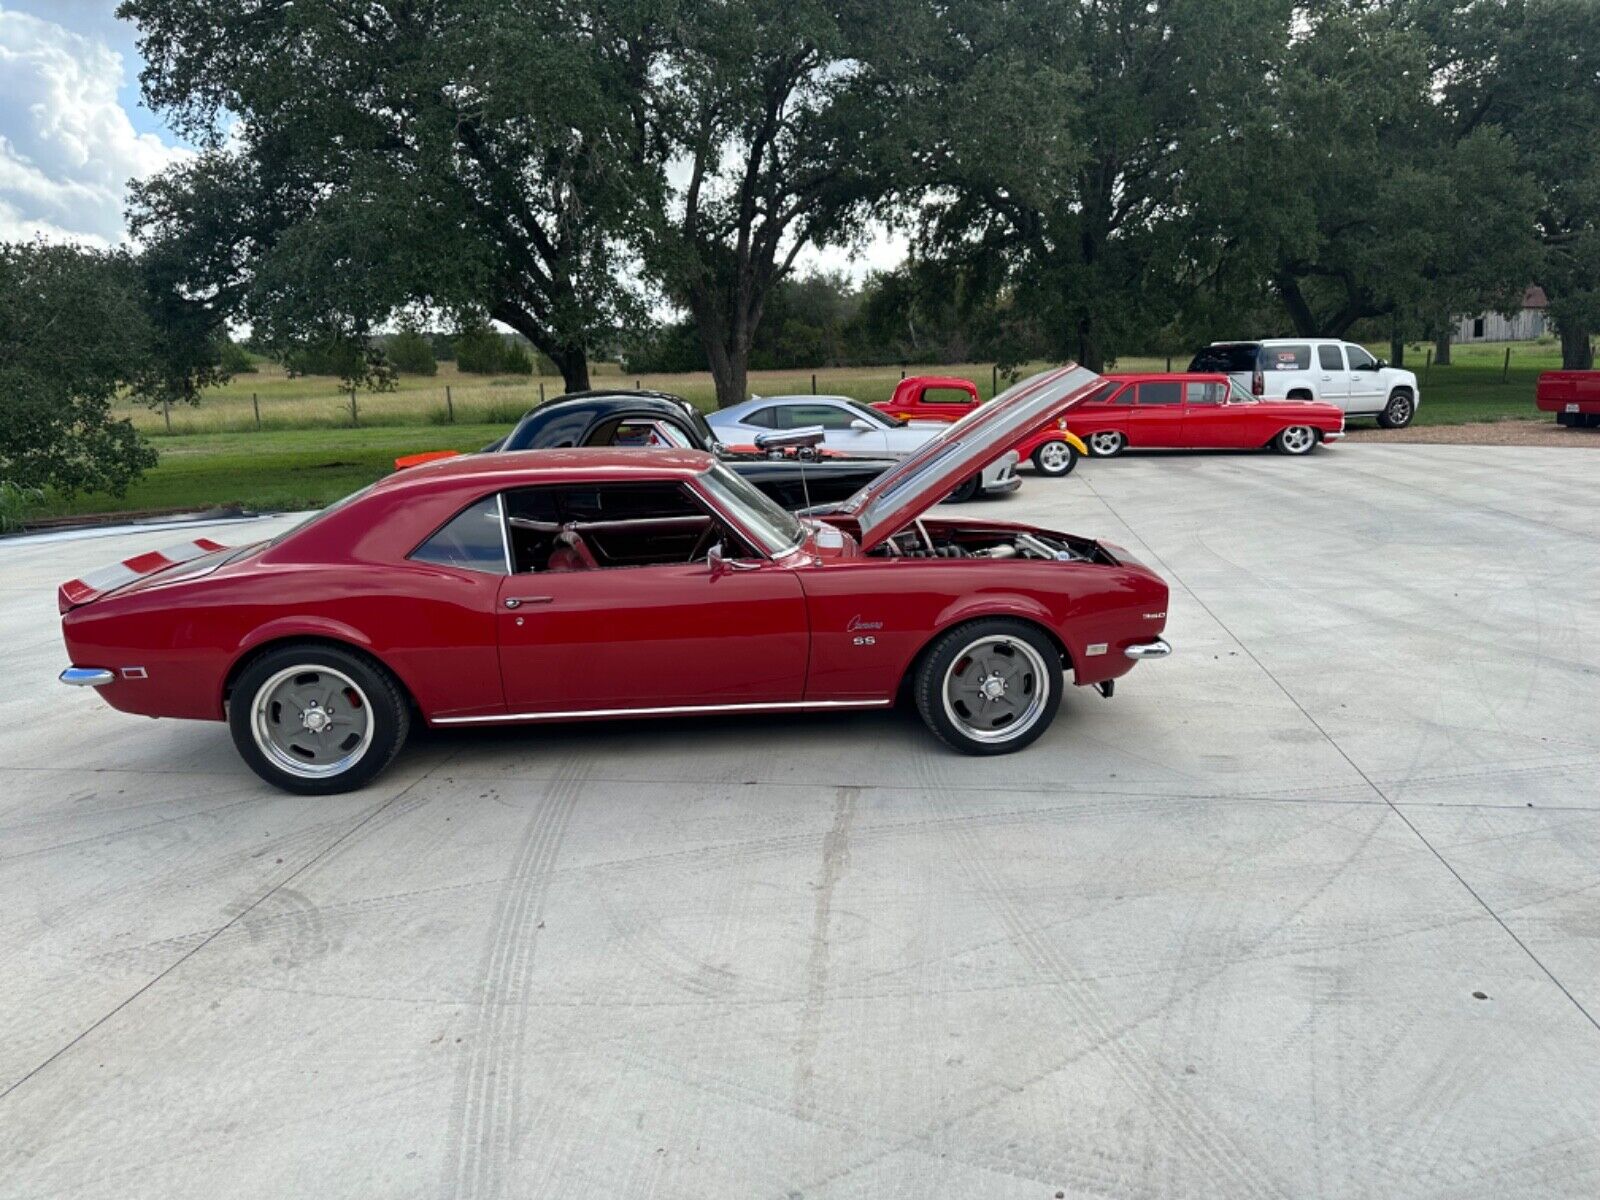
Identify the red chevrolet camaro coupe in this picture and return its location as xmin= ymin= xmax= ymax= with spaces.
xmin=59 ymin=367 xmax=1172 ymax=794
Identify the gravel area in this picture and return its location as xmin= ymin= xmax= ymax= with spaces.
xmin=1345 ymin=417 xmax=1600 ymax=446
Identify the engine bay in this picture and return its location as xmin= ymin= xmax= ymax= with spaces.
xmin=872 ymin=521 xmax=1103 ymax=562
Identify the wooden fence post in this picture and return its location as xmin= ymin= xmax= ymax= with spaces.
xmin=349 ymin=388 xmax=359 ymax=427
xmin=1423 ymin=348 xmax=1432 ymax=384
xmin=992 ymin=364 xmax=997 ymax=396
xmin=445 ymin=385 xmax=454 ymax=422
xmin=1166 ymin=356 xmax=1172 ymax=373
xmin=252 ymin=392 xmax=261 ymax=430
xmin=161 ymin=398 xmax=171 ymax=433
xmin=811 ymin=373 xmax=816 ymax=394
xmin=539 ymin=382 xmax=545 ymax=403
xmin=1502 ymin=346 xmax=1512 ymax=381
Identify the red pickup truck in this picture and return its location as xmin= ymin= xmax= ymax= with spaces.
xmin=872 ymin=376 xmax=1089 ymax=476
xmin=1537 ymin=371 xmax=1600 ymax=427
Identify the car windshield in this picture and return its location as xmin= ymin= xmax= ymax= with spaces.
xmin=696 ymin=461 xmax=805 ymax=556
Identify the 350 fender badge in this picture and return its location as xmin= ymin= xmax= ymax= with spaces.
xmin=1143 ymin=612 xmax=1167 ymax=621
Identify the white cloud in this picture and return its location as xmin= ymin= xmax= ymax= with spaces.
xmin=0 ymin=5 xmax=188 ymax=245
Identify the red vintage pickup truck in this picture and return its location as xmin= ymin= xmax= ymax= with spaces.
xmin=1537 ymin=371 xmax=1600 ymax=427
xmin=872 ymin=376 xmax=1089 ymax=476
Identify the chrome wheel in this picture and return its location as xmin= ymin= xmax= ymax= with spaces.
xmin=1382 ymin=393 xmax=1413 ymax=428
xmin=1036 ymin=441 xmax=1074 ymax=475
xmin=941 ymin=635 xmax=1051 ymax=745
xmin=251 ymin=665 xmax=375 ymax=780
xmin=1278 ymin=425 xmax=1316 ymax=454
xmin=1088 ymin=431 xmax=1124 ymax=457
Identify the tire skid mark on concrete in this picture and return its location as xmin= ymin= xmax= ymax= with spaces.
xmin=792 ymin=785 xmax=857 ymax=1121
xmin=442 ymin=757 xmax=586 ymax=1200
xmin=905 ymin=747 xmax=1290 ymax=1199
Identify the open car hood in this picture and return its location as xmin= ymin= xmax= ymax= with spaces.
xmin=837 ymin=365 xmax=1103 ymax=551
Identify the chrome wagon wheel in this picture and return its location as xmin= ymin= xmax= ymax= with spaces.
xmin=940 ymin=635 xmax=1051 ymax=745
xmin=1035 ymin=440 xmax=1075 ymax=475
xmin=1088 ymin=430 xmax=1125 ymax=457
xmin=1277 ymin=424 xmax=1316 ymax=455
xmin=251 ymin=665 xmax=375 ymax=780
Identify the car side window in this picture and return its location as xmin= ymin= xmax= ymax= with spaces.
xmin=1103 ymin=383 xmax=1134 ymax=406
xmin=923 ymin=388 xmax=976 ymax=407
xmin=1185 ymin=382 xmax=1226 ymax=405
xmin=779 ymin=404 xmax=859 ymax=430
xmin=1137 ymin=381 xmax=1183 ymax=406
xmin=612 ymin=419 xmax=693 ymax=448
xmin=1318 ymin=345 xmax=1345 ymax=371
xmin=1265 ymin=345 xmax=1311 ymax=371
xmin=410 ymin=495 xmax=509 ymax=575
xmin=502 ymin=483 xmax=750 ymax=573
xmin=743 ymin=407 xmax=780 ymax=429
xmin=1344 ymin=344 xmax=1376 ymax=370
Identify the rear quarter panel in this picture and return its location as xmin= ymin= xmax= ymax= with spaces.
xmin=62 ymin=559 xmax=505 ymax=721
xmin=795 ymin=552 xmax=1167 ymax=696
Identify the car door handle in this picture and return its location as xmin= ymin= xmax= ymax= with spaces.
xmin=503 ymin=596 xmax=553 ymax=609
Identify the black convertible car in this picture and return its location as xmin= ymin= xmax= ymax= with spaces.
xmin=401 ymin=389 xmax=895 ymax=511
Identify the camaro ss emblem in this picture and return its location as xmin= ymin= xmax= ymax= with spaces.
xmin=846 ymin=615 xmax=883 ymax=632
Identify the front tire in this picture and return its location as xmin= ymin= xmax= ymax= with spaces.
xmin=1087 ymin=430 xmax=1126 ymax=458
xmin=228 ymin=644 xmax=410 ymax=795
xmin=914 ymin=619 xmax=1062 ymax=755
xmin=943 ymin=475 xmax=980 ymax=504
xmin=1377 ymin=390 xmax=1414 ymax=428
xmin=1031 ymin=439 xmax=1079 ymax=477
xmin=1274 ymin=424 xmax=1318 ymax=455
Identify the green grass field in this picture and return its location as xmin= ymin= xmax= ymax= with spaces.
xmin=20 ymin=339 xmax=1574 ymax=523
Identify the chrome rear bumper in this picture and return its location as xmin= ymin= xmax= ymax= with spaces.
xmin=60 ymin=667 xmax=115 ymax=687
xmin=1124 ymin=639 xmax=1173 ymax=661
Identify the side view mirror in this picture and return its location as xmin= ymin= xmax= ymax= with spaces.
xmin=848 ymin=419 xmax=874 ymax=432
xmin=1374 ymin=359 xmax=1388 ymax=370
xmin=708 ymin=542 xmax=760 ymax=576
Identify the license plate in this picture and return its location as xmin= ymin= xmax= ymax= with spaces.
xmin=1568 ymin=403 xmax=1580 ymax=412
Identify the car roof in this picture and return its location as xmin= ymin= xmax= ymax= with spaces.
xmin=366 ymin=448 xmax=715 ymax=497
xmin=1101 ymin=372 xmax=1230 ymax=383
xmin=720 ymin=394 xmax=858 ymax=417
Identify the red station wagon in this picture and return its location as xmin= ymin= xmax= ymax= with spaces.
xmin=58 ymin=367 xmax=1172 ymax=794
xmin=1059 ymin=373 xmax=1345 ymax=457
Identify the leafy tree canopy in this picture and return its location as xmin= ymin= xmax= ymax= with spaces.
xmin=0 ymin=243 xmax=159 ymax=497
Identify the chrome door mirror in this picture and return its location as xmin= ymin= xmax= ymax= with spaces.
xmin=708 ymin=542 xmax=761 ymax=576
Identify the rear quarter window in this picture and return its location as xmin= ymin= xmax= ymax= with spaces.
xmin=1188 ymin=345 xmax=1261 ymax=373
xmin=1264 ymin=345 xmax=1311 ymax=371
xmin=410 ymin=495 xmax=509 ymax=575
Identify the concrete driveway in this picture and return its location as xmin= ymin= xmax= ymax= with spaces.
xmin=2 ymin=445 xmax=1597 ymax=1199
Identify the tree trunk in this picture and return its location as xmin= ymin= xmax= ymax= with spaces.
xmin=549 ymin=344 xmax=591 ymax=394
xmin=1076 ymin=319 xmax=1106 ymax=373
xmin=1559 ymin=321 xmax=1595 ymax=370
xmin=1434 ymin=329 xmax=1451 ymax=366
xmin=1276 ymin=273 xmax=1319 ymax=336
xmin=1389 ymin=334 xmax=1404 ymax=368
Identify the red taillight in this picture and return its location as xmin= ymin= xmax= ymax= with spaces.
xmin=1252 ymin=369 xmax=1264 ymax=397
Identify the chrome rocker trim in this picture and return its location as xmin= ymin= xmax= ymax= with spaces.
xmin=60 ymin=667 xmax=116 ymax=687
xmin=432 ymin=698 xmax=894 ymax=726
xmin=1124 ymin=639 xmax=1173 ymax=661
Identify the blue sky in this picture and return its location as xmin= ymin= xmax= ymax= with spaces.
xmin=0 ymin=1 xmax=189 ymax=244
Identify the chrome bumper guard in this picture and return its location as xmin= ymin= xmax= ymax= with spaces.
xmin=1124 ymin=639 xmax=1172 ymax=661
xmin=60 ymin=667 xmax=115 ymax=687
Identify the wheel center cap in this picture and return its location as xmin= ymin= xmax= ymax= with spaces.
xmin=302 ymin=707 xmax=331 ymax=733
xmin=981 ymin=675 xmax=1006 ymax=700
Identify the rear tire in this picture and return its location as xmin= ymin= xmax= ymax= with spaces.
xmin=1274 ymin=425 xmax=1318 ymax=455
xmin=228 ymin=644 xmax=410 ymax=795
xmin=1031 ymin=440 xmax=1079 ymax=477
xmin=1377 ymin=390 xmax=1414 ymax=428
xmin=1087 ymin=430 xmax=1125 ymax=458
xmin=914 ymin=619 xmax=1062 ymax=755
